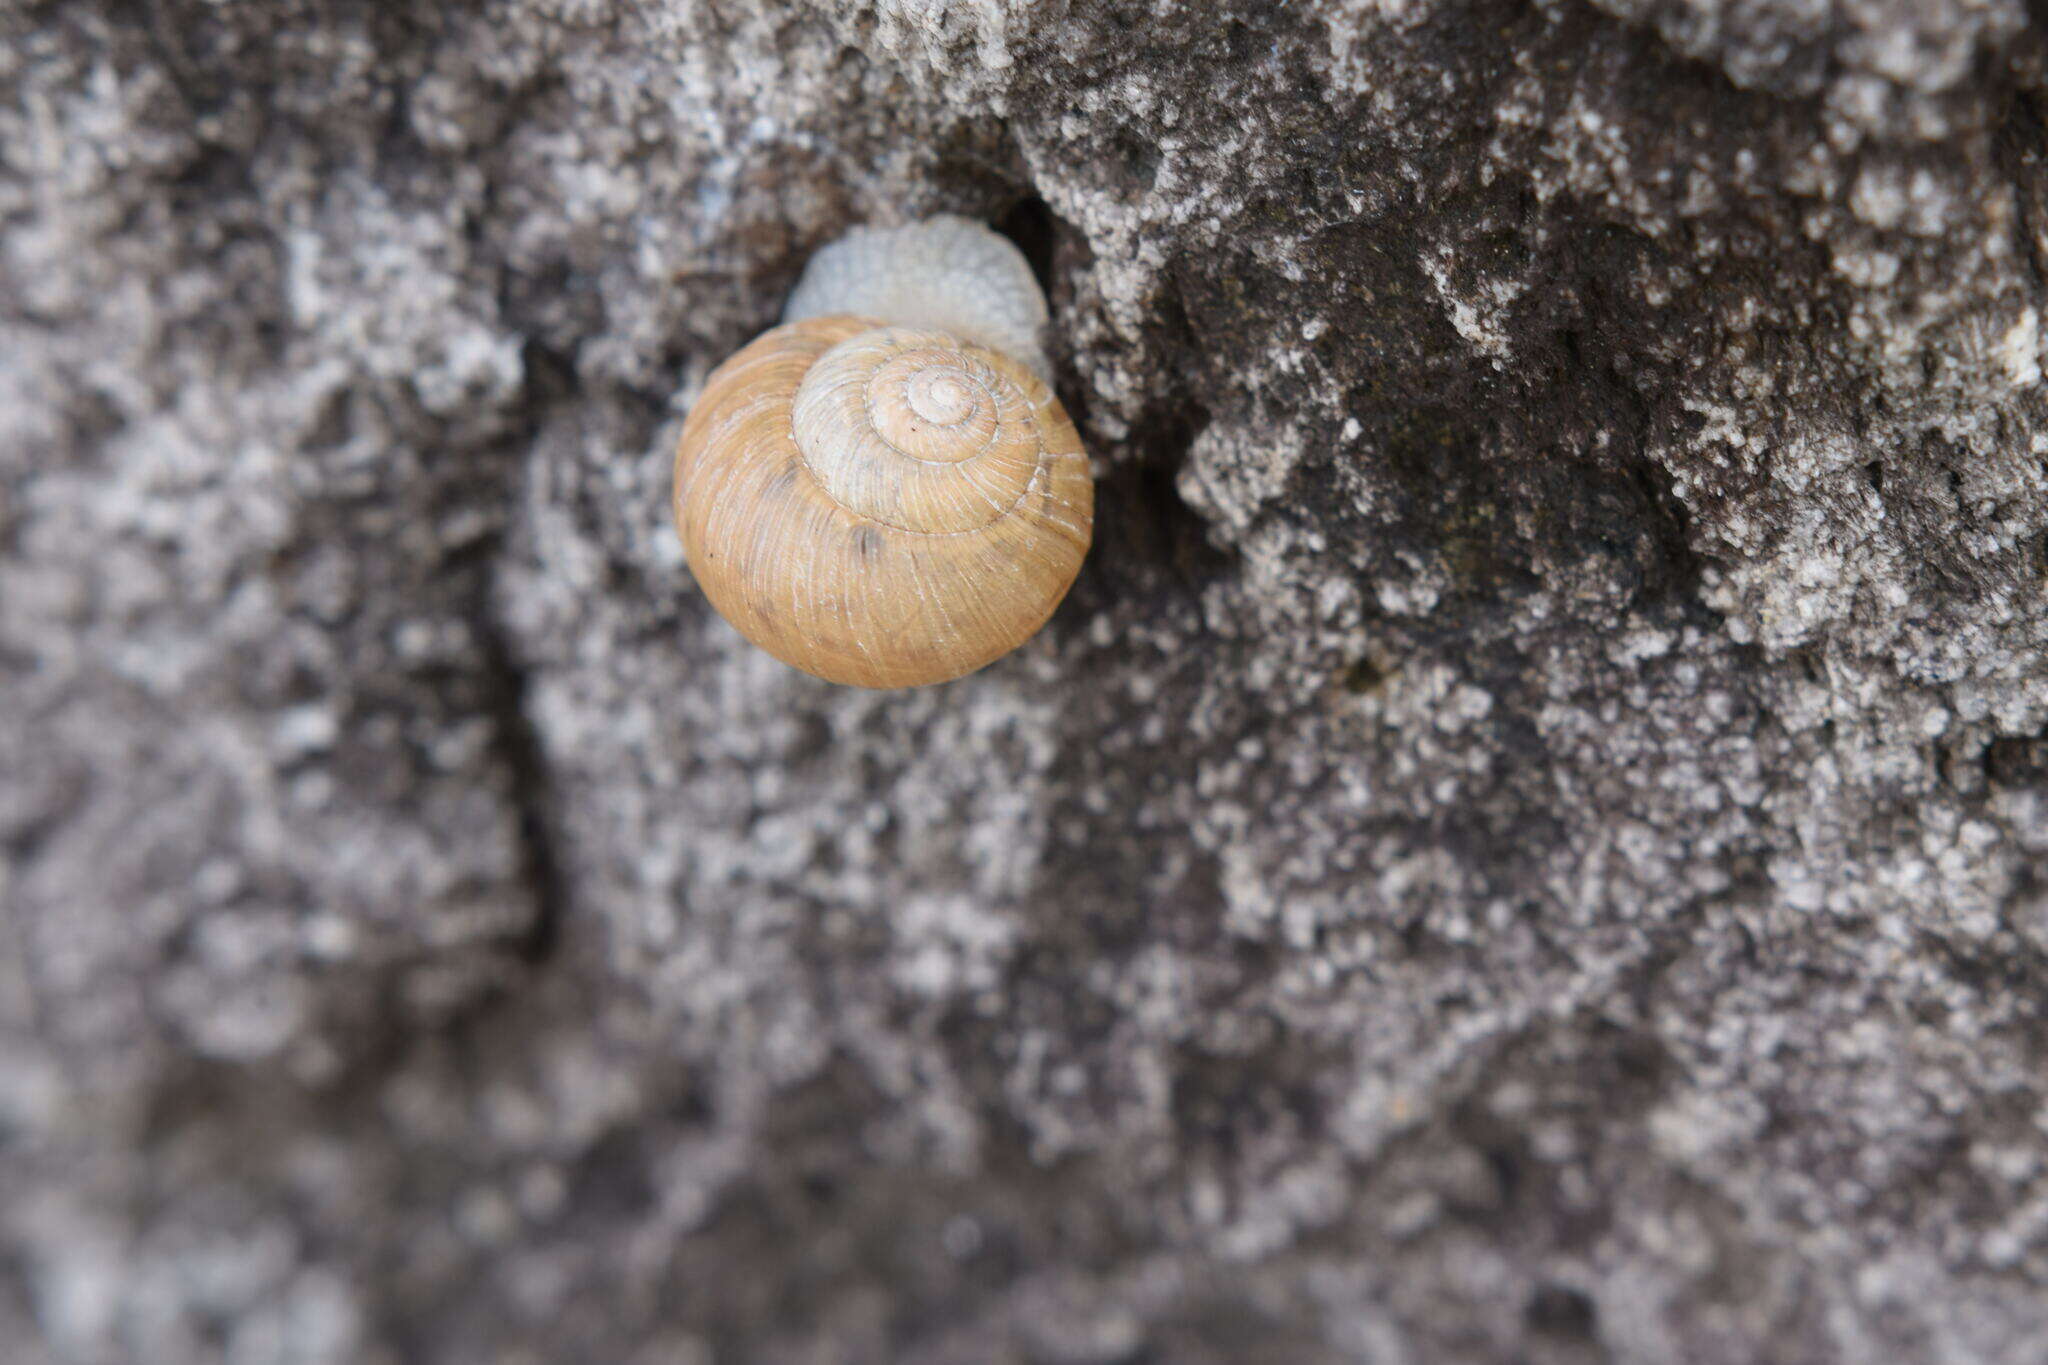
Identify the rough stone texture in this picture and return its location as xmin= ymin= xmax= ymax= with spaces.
xmin=6 ymin=0 xmax=2048 ymax=1360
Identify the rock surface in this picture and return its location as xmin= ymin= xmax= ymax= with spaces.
xmin=6 ymin=0 xmax=2048 ymax=1360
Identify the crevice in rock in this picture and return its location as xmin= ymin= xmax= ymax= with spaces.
xmin=466 ymin=340 xmax=584 ymax=969
xmin=473 ymin=603 xmax=564 ymax=967
xmin=1993 ymin=79 xmax=2048 ymax=298
xmin=994 ymin=192 xmax=1058 ymax=295
xmin=1089 ymin=400 xmax=1231 ymax=590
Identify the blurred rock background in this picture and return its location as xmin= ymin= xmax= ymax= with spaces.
xmin=6 ymin=0 xmax=2048 ymax=1360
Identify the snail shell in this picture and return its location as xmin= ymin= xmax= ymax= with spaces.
xmin=673 ymin=314 xmax=1093 ymax=688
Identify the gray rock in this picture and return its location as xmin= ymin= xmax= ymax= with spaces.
xmin=5 ymin=0 xmax=2048 ymax=1360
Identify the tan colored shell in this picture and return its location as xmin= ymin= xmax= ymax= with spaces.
xmin=673 ymin=315 xmax=1093 ymax=688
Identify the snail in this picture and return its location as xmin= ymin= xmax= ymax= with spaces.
xmin=673 ymin=215 xmax=1093 ymax=688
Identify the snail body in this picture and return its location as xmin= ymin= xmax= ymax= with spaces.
xmin=674 ymin=218 xmax=1092 ymax=688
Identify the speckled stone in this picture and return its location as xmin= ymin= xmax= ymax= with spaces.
xmin=4 ymin=1 xmax=2048 ymax=1361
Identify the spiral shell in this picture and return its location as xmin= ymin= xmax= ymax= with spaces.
xmin=673 ymin=315 xmax=1093 ymax=688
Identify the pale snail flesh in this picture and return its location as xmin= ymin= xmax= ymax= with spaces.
xmin=674 ymin=217 xmax=1093 ymax=688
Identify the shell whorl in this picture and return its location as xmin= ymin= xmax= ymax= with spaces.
xmin=674 ymin=315 xmax=1093 ymax=689
xmin=792 ymin=328 xmax=1046 ymax=534
xmin=782 ymin=215 xmax=1052 ymax=381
